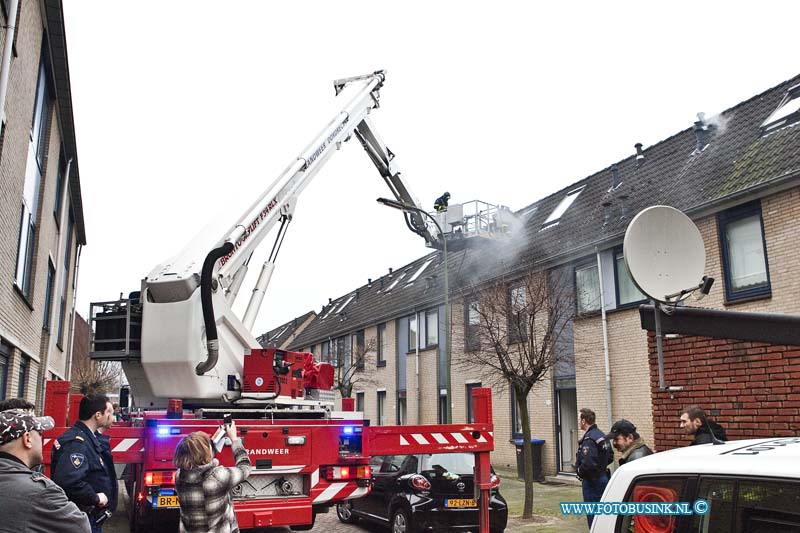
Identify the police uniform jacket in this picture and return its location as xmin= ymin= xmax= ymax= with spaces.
xmin=51 ymin=421 xmax=117 ymax=511
xmin=0 ymin=452 xmax=90 ymax=532
xmin=96 ymin=431 xmax=119 ymax=511
xmin=576 ymin=424 xmax=610 ymax=481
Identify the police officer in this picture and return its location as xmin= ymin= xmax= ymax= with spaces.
xmin=433 ymin=191 xmax=450 ymax=212
xmin=575 ymin=408 xmax=612 ymax=528
xmin=0 ymin=409 xmax=90 ymax=532
xmin=52 ymin=394 xmax=117 ymax=532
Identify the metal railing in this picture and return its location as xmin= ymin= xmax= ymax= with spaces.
xmin=89 ymin=298 xmax=142 ymax=360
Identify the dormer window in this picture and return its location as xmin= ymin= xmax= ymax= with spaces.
xmin=542 ymin=186 xmax=584 ymax=229
xmin=761 ymin=83 xmax=800 ymax=133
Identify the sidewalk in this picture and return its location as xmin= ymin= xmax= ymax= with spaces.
xmin=495 ymin=467 xmax=587 ymax=532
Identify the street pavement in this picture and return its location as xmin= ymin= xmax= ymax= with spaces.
xmin=104 ymin=471 xmax=585 ymax=532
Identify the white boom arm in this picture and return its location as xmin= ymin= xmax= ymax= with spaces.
xmin=131 ymin=71 xmax=435 ymax=405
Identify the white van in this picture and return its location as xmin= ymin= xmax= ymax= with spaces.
xmin=590 ymin=437 xmax=800 ymax=532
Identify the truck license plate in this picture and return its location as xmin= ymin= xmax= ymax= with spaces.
xmin=156 ymin=495 xmax=179 ymax=507
xmin=445 ymin=498 xmax=477 ymax=508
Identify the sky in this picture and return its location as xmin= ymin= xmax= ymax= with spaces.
xmin=63 ymin=1 xmax=799 ymax=336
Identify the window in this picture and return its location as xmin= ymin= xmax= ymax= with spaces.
xmin=736 ymin=479 xmax=800 ymax=531
xmin=465 ymin=382 xmax=481 ymax=423
xmin=407 ymin=258 xmax=433 ymax=286
xmin=614 ymin=250 xmax=646 ymax=306
xmin=385 ymin=272 xmax=406 ymax=292
xmin=465 ymin=297 xmax=480 ymax=352
xmin=397 ymin=392 xmax=406 ymax=425
xmin=321 ymin=340 xmax=330 ymax=364
xmin=43 ymin=260 xmax=55 ymax=331
xmin=57 ymin=212 xmax=74 ymax=349
xmin=438 ymin=391 xmax=448 ymax=424
xmin=542 ymin=186 xmax=584 ymax=228
xmin=508 ymin=284 xmax=528 ymax=343
xmin=719 ymin=202 xmax=770 ymax=302
xmin=425 ymin=309 xmax=438 ymax=347
xmin=15 ymin=53 xmax=52 ymax=298
xmin=17 ymin=355 xmax=28 ymax=398
xmin=692 ymin=478 xmax=735 ymax=533
xmin=352 ymin=330 xmax=364 ymax=369
xmin=355 ymin=392 xmax=364 ymax=413
xmin=334 ymin=336 xmax=346 ymax=368
xmin=575 ymin=263 xmax=600 ymax=314
xmin=377 ymin=323 xmax=386 ymax=367
xmin=510 ymin=387 xmax=523 ymax=438
xmin=0 ymin=344 xmax=8 ymax=400
xmin=377 ymin=390 xmax=386 ymax=426
xmin=762 ymin=83 xmax=800 ymax=133
xmin=408 ymin=314 xmax=417 ymax=352
xmin=337 ymin=294 xmax=355 ymax=314
xmin=619 ymin=477 xmax=692 ymax=533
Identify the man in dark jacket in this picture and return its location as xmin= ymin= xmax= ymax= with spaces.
xmin=0 ymin=409 xmax=90 ymax=532
xmin=52 ymin=394 xmax=117 ymax=532
xmin=575 ymin=408 xmax=612 ymax=528
xmin=680 ymin=405 xmax=727 ymax=445
xmin=433 ymin=191 xmax=450 ymax=212
xmin=607 ymin=419 xmax=654 ymax=466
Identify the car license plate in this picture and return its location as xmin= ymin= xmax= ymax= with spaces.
xmin=445 ymin=498 xmax=477 ymax=508
xmin=156 ymin=495 xmax=179 ymax=508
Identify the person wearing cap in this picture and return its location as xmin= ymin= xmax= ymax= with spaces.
xmin=0 ymin=409 xmax=90 ymax=532
xmin=434 ymin=191 xmax=451 ymax=212
xmin=51 ymin=394 xmax=117 ymax=532
xmin=606 ymin=419 xmax=654 ymax=466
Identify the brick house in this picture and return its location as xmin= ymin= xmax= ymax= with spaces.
xmin=257 ymin=311 xmax=316 ymax=350
xmin=271 ymin=72 xmax=800 ymax=476
xmin=0 ymin=1 xmax=85 ymax=410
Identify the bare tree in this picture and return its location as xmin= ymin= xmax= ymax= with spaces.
xmin=71 ymin=359 xmax=122 ymax=395
xmin=456 ymin=267 xmax=577 ymax=520
xmin=332 ymin=335 xmax=378 ymax=399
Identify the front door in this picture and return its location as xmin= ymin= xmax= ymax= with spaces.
xmin=555 ymin=384 xmax=578 ymax=473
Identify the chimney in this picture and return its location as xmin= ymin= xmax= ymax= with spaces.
xmin=328 ymin=297 xmax=332 ymax=304
xmin=367 ymin=278 xmax=372 ymax=288
xmin=602 ymin=201 xmax=612 ymax=225
xmin=694 ymin=112 xmax=708 ymax=152
xmin=635 ymin=143 xmax=645 ymax=166
xmin=388 ymin=267 xmax=393 ymax=278
xmin=610 ymin=165 xmax=621 ymax=190
xmin=380 ymin=278 xmax=385 ymax=289
xmin=619 ymin=195 xmax=629 ymax=219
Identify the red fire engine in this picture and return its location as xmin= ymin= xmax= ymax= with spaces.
xmin=58 ymin=72 xmax=506 ymax=531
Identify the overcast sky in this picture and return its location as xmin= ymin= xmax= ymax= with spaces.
xmin=63 ymin=1 xmax=798 ymax=335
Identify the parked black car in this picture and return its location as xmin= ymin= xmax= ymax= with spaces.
xmin=336 ymin=452 xmax=508 ymax=533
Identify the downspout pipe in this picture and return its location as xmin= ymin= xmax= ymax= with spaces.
xmin=416 ymin=311 xmax=421 ymax=424
xmin=595 ymin=248 xmax=613 ymax=429
xmin=0 ymin=0 xmax=18 ymax=124
xmin=65 ymin=244 xmax=82 ymax=381
xmin=196 ymin=242 xmax=234 ymax=375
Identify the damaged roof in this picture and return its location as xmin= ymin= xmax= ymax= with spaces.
xmin=285 ymin=72 xmax=800 ymax=349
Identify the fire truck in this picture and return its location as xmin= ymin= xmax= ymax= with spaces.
xmin=43 ymin=71 xmax=508 ymax=531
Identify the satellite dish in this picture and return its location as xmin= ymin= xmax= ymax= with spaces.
xmin=623 ymin=205 xmax=705 ymax=303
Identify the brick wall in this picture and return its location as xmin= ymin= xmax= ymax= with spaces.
xmin=0 ymin=1 xmax=81 ymax=409
xmin=648 ymin=331 xmax=800 ymax=451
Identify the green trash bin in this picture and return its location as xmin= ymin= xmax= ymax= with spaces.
xmin=514 ymin=438 xmax=545 ymax=482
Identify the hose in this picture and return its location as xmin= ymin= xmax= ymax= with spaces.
xmin=196 ymin=242 xmax=235 ymax=375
